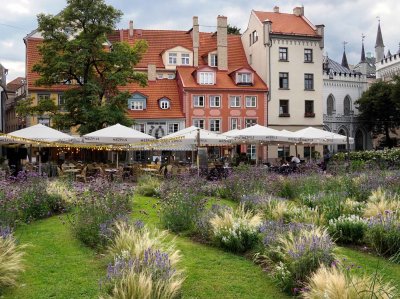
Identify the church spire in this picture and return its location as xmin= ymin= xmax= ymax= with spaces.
xmin=361 ymin=34 xmax=366 ymax=62
xmin=375 ymin=18 xmax=385 ymax=61
xmin=341 ymin=41 xmax=349 ymax=69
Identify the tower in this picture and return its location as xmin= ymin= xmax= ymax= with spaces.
xmin=341 ymin=41 xmax=349 ymax=69
xmin=375 ymin=20 xmax=384 ymax=62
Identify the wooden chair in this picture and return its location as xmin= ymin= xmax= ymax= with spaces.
xmin=75 ymin=166 xmax=87 ymax=183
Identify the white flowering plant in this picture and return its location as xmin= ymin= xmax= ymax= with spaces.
xmin=328 ymin=214 xmax=367 ymax=244
xmin=210 ymin=204 xmax=262 ymax=252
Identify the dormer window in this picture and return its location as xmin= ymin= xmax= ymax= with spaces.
xmin=181 ymin=53 xmax=190 ymax=65
xmin=210 ymin=54 xmax=218 ymax=67
xmin=128 ymin=92 xmax=147 ymax=110
xmin=168 ymin=53 xmax=177 ymax=65
xmin=237 ymin=72 xmax=252 ymax=85
xmin=199 ymin=72 xmax=215 ymax=85
xmin=159 ymin=98 xmax=170 ymax=110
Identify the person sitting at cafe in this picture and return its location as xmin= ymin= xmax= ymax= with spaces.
xmin=291 ymin=155 xmax=301 ymax=164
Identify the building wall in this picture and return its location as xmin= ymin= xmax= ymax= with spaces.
xmin=376 ymin=53 xmax=400 ymax=81
xmin=184 ymin=90 xmax=267 ymax=132
xmin=323 ymin=73 xmax=373 ymax=151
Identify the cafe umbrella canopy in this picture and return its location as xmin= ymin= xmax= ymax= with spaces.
xmin=82 ymin=123 xmax=155 ymax=167
xmin=291 ymin=127 xmax=354 ymax=145
xmin=6 ymin=124 xmax=76 ymax=173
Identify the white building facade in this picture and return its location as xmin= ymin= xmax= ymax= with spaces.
xmin=242 ymin=6 xmax=325 ymax=160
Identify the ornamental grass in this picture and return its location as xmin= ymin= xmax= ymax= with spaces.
xmin=302 ymin=265 xmax=397 ymax=299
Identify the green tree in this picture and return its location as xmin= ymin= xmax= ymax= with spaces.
xmin=227 ymin=24 xmax=241 ymax=35
xmin=356 ymin=78 xmax=400 ymax=147
xmin=18 ymin=0 xmax=147 ymax=134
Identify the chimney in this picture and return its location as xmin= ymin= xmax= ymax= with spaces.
xmin=273 ymin=6 xmax=279 ymax=13
xmin=263 ymin=19 xmax=272 ymax=46
xmin=129 ymin=20 xmax=134 ymax=38
xmin=316 ymin=24 xmax=325 ymax=49
xmin=192 ymin=16 xmax=199 ymax=67
xmin=147 ymin=64 xmax=156 ymax=81
xmin=293 ymin=6 xmax=304 ymax=16
xmin=217 ymin=15 xmax=228 ymax=71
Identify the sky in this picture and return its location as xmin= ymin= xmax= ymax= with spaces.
xmin=1 ymin=0 xmax=399 ymax=81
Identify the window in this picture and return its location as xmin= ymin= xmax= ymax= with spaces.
xmin=327 ymin=95 xmax=334 ymax=115
xmin=209 ymin=119 xmax=221 ymax=132
xmin=130 ymin=101 xmax=144 ymax=110
xmin=181 ymin=53 xmax=190 ymax=65
xmin=199 ymin=72 xmax=214 ymax=85
xmin=128 ymin=93 xmax=147 ymax=110
xmin=304 ymin=73 xmax=314 ymax=90
xmin=168 ymin=123 xmax=179 ymax=134
xmin=168 ymin=52 xmax=177 ymax=64
xmin=344 ymin=96 xmax=351 ymax=116
xmin=247 ymin=144 xmax=257 ymax=160
xmin=238 ymin=72 xmax=252 ymax=84
xmin=209 ymin=95 xmax=221 ymax=108
xmin=249 ymin=54 xmax=253 ymax=65
xmin=278 ymin=146 xmax=290 ymax=158
xmin=279 ymin=100 xmax=289 ymax=116
xmin=210 ymin=54 xmax=218 ymax=67
xmin=304 ymin=146 xmax=315 ymax=158
xmin=135 ymin=124 xmax=146 ymax=133
xmin=58 ymin=94 xmax=66 ymax=111
xmin=305 ymin=100 xmax=315 ymax=117
xmin=304 ymin=49 xmax=313 ymax=62
xmin=252 ymin=31 xmax=258 ymax=44
xmin=245 ymin=119 xmax=257 ymax=127
xmin=193 ymin=95 xmax=205 ymax=107
xmin=157 ymin=73 xmax=164 ymax=79
xmin=193 ymin=119 xmax=205 ymax=129
xmin=38 ymin=117 xmax=50 ymax=126
xmin=279 ymin=73 xmax=289 ymax=89
xmin=245 ymin=96 xmax=257 ymax=108
xmin=279 ymin=47 xmax=288 ymax=61
xmin=168 ymin=73 xmax=175 ymax=79
xmin=38 ymin=94 xmax=50 ymax=102
xmin=230 ymin=118 xmax=239 ymax=130
xmin=230 ymin=96 xmax=241 ymax=107
xmin=159 ymin=98 xmax=170 ymax=109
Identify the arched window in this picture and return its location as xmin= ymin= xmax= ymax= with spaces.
xmin=159 ymin=98 xmax=170 ymax=110
xmin=337 ymin=128 xmax=347 ymax=151
xmin=327 ymin=95 xmax=334 ymax=115
xmin=344 ymin=95 xmax=352 ymax=116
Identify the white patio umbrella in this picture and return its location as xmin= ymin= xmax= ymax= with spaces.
xmin=158 ymin=126 xmax=232 ymax=149
xmin=291 ymin=127 xmax=354 ymax=145
xmin=227 ymin=124 xmax=292 ymax=144
xmin=7 ymin=124 xmax=76 ymax=174
xmin=83 ymin=123 xmax=155 ymax=167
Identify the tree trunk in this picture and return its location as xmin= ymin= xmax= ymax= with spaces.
xmin=385 ymin=125 xmax=392 ymax=148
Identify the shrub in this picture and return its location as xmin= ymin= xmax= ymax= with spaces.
xmin=363 ymin=188 xmax=400 ymax=218
xmin=0 ymin=174 xmax=67 ymax=227
xmin=102 ymin=222 xmax=184 ymax=299
xmin=328 ymin=215 xmax=367 ymax=244
xmin=268 ymin=227 xmax=335 ymax=293
xmin=67 ymin=179 xmax=133 ymax=248
xmin=366 ymin=211 xmax=400 ymax=260
xmin=0 ymin=228 xmax=25 ymax=290
xmin=209 ymin=204 xmax=262 ymax=252
xmin=136 ymin=175 xmax=161 ymax=197
xmin=302 ymin=264 xmax=397 ymax=299
xmin=159 ymin=188 xmax=206 ymax=233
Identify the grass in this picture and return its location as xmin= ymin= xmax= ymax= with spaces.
xmin=336 ymin=246 xmax=400 ymax=289
xmin=1 ymin=216 xmax=105 ymax=299
xmin=4 ymin=193 xmax=400 ymax=299
xmin=132 ymin=195 xmax=288 ymax=299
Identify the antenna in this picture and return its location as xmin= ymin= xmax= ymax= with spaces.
xmin=361 ymin=33 xmax=365 ymax=43
xmin=376 ymin=16 xmax=380 ymax=23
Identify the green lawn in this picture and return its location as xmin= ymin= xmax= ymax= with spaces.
xmin=2 ymin=216 xmax=105 ymax=299
xmin=4 ymin=194 xmax=400 ymax=299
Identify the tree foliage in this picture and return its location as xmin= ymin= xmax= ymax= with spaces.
xmin=19 ymin=0 xmax=148 ymax=134
xmin=227 ymin=24 xmax=241 ymax=35
xmin=355 ymin=76 xmax=400 ymax=147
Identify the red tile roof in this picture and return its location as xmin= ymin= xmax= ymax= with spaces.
xmin=119 ymin=79 xmax=184 ymax=119
xmin=253 ymin=10 xmax=319 ymax=37
xmin=6 ymin=77 xmax=25 ymax=92
xmin=108 ymin=29 xmax=193 ymax=69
